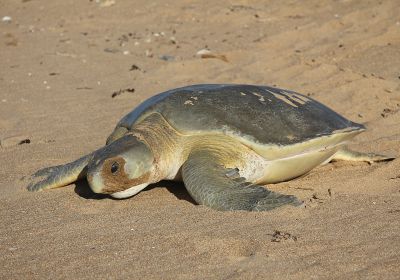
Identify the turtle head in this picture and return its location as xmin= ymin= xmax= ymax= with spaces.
xmin=87 ymin=134 xmax=155 ymax=198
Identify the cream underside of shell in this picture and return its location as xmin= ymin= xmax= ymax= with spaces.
xmin=168 ymin=127 xmax=363 ymax=184
xmin=238 ymin=128 xmax=363 ymax=183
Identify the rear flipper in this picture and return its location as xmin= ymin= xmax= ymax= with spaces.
xmin=332 ymin=147 xmax=395 ymax=164
xmin=27 ymin=153 xmax=92 ymax=192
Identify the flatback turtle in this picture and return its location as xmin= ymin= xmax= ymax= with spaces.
xmin=28 ymin=84 xmax=392 ymax=211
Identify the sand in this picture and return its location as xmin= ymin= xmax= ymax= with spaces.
xmin=1 ymin=0 xmax=399 ymax=279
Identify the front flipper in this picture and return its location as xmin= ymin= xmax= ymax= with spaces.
xmin=181 ymin=151 xmax=302 ymax=211
xmin=332 ymin=147 xmax=395 ymax=164
xmin=27 ymin=153 xmax=92 ymax=192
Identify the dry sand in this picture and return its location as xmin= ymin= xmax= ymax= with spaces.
xmin=1 ymin=0 xmax=400 ymax=279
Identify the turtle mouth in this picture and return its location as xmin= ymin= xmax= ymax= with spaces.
xmin=87 ymin=171 xmax=105 ymax=194
xmin=109 ymin=183 xmax=149 ymax=199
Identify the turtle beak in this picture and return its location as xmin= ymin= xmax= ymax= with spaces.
xmin=86 ymin=170 xmax=104 ymax=194
xmin=86 ymin=148 xmax=108 ymax=194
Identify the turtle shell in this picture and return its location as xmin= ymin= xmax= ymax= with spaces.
xmin=114 ymin=84 xmax=364 ymax=147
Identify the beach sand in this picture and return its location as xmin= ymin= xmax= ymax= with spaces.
xmin=1 ymin=0 xmax=399 ymax=279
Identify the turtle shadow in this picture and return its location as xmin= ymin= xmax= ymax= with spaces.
xmin=74 ymin=179 xmax=196 ymax=204
xmin=74 ymin=180 xmax=108 ymax=200
xmin=145 ymin=181 xmax=197 ymax=204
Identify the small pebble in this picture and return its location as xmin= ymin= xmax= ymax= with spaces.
xmin=96 ymin=0 xmax=116 ymax=7
xmin=159 ymin=55 xmax=174 ymax=61
xmin=169 ymin=36 xmax=176 ymax=44
xmin=196 ymin=48 xmax=212 ymax=56
xmin=1 ymin=135 xmax=31 ymax=148
xmin=196 ymin=48 xmax=228 ymax=62
xmin=129 ymin=64 xmax=140 ymax=71
xmin=2 ymin=16 xmax=12 ymax=23
xmin=145 ymin=49 xmax=153 ymax=57
xmin=104 ymin=48 xmax=119 ymax=53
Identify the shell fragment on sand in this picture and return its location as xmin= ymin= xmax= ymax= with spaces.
xmin=196 ymin=49 xmax=228 ymax=62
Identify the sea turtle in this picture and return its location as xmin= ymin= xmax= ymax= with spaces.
xmin=28 ymin=84 xmax=392 ymax=211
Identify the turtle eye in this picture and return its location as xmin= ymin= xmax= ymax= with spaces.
xmin=110 ymin=162 xmax=119 ymax=174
